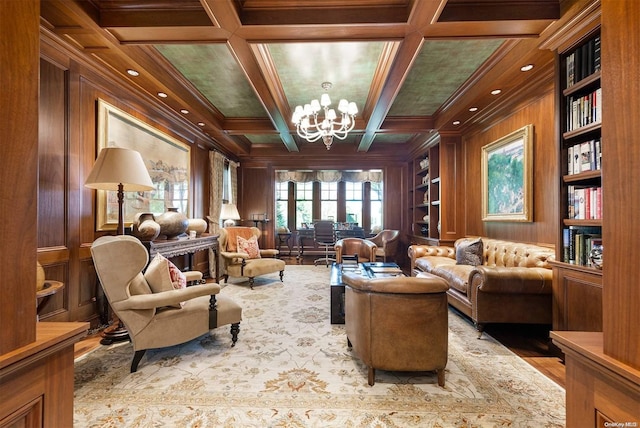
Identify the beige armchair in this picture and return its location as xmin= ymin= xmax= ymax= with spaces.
xmin=334 ymin=237 xmax=377 ymax=264
xmin=367 ymin=229 xmax=400 ymax=262
xmin=218 ymin=226 xmax=285 ymax=289
xmin=90 ymin=235 xmax=242 ymax=372
xmin=342 ymin=272 xmax=449 ymax=386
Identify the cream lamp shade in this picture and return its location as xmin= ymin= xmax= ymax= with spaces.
xmin=85 ymin=147 xmax=154 ymax=235
xmin=220 ymin=203 xmax=241 ymax=227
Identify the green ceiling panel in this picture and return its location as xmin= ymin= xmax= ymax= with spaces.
xmin=245 ymin=134 xmax=282 ymax=144
xmin=269 ymin=42 xmax=385 ymax=114
xmin=389 ymin=39 xmax=504 ymax=116
xmin=155 ymin=44 xmax=268 ymax=118
xmin=373 ymin=133 xmax=414 ymax=144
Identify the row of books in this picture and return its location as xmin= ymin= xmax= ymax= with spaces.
xmin=562 ymin=226 xmax=602 ymax=266
xmin=567 ymin=185 xmax=602 ymax=220
xmin=566 ymin=35 xmax=601 ymax=88
xmin=567 ymin=139 xmax=601 ymax=175
xmin=566 ymin=88 xmax=602 ymax=132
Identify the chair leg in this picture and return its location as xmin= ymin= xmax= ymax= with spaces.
xmin=230 ymin=322 xmax=240 ymax=346
xmin=223 ymin=274 xmax=229 ymax=283
xmin=368 ymin=367 xmax=375 ymax=386
xmin=279 ymin=270 xmax=284 ymax=282
xmin=131 ymin=349 xmax=146 ymax=373
xmin=437 ymin=368 xmax=445 ymax=387
xmin=248 ymin=277 xmax=254 ymax=289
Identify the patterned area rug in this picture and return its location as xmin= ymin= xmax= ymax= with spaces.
xmin=74 ymin=265 xmax=565 ymax=427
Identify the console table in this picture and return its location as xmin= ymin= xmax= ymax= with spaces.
xmin=144 ymin=233 xmax=219 ymax=282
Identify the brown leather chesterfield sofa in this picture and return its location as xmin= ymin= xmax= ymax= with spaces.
xmin=408 ymin=237 xmax=555 ymax=337
xmin=342 ymin=272 xmax=449 ymax=387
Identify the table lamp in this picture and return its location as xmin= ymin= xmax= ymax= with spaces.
xmin=85 ymin=147 xmax=154 ymax=344
xmin=220 ymin=203 xmax=241 ymax=227
xmin=85 ymin=147 xmax=154 ymax=235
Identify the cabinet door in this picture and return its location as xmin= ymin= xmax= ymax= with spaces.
xmin=552 ymin=266 xmax=602 ymax=331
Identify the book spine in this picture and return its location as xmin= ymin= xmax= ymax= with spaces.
xmin=594 ymin=35 xmax=601 ymax=71
xmin=568 ymin=226 xmax=577 ymax=264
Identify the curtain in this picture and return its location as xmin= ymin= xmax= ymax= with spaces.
xmin=208 ymin=151 xmax=225 ymax=279
xmin=275 ymin=170 xmax=383 ymax=183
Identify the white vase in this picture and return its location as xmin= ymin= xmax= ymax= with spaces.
xmin=187 ymin=218 xmax=208 ymax=236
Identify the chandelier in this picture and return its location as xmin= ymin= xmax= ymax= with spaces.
xmin=291 ymin=82 xmax=358 ymax=150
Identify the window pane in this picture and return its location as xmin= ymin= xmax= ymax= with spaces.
xmin=295 ymin=182 xmax=313 ymax=228
xmin=275 ymin=181 xmax=289 ymax=229
xmin=345 ymin=201 xmax=362 ymax=225
xmin=320 ymin=182 xmax=337 ymax=221
xmin=321 ymin=201 xmax=337 ymax=221
xmin=370 ymin=200 xmax=383 ymax=230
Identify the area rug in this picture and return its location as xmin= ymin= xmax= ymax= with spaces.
xmin=74 ymin=265 xmax=565 ymax=427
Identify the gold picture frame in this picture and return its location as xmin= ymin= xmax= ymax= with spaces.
xmin=95 ymin=99 xmax=191 ymax=231
xmin=481 ymin=124 xmax=533 ymax=222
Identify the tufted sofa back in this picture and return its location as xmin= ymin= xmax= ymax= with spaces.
xmin=457 ymin=237 xmax=555 ymax=269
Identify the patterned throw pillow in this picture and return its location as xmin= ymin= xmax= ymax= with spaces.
xmin=237 ymin=235 xmax=261 ymax=259
xmin=144 ymin=253 xmax=186 ymax=308
xmin=455 ymin=237 xmax=484 ymax=266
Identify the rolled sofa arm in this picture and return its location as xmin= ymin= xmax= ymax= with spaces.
xmin=342 ymin=272 xmax=449 ymax=294
xmin=470 ymin=266 xmax=553 ymax=294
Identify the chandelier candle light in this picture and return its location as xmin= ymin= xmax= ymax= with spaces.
xmin=292 ymin=82 xmax=357 ymax=150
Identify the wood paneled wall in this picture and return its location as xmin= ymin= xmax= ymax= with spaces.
xmin=0 ymin=0 xmax=39 ymax=354
xmin=462 ymin=90 xmax=558 ymax=245
xmin=37 ymin=32 xmax=215 ymax=325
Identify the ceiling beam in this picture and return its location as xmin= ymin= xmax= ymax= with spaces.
xmin=438 ymin=0 xmax=560 ymax=22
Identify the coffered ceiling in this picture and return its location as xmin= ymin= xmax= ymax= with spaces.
xmin=40 ymin=0 xmax=562 ymax=157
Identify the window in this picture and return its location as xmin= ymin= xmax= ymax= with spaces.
xmin=275 ymin=181 xmax=289 ymax=229
xmin=320 ymin=182 xmax=337 ymax=221
xmin=222 ymin=161 xmax=231 ymax=203
xmin=345 ymin=181 xmax=362 ymax=225
xmin=370 ymin=181 xmax=383 ymax=230
xmin=296 ymin=182 xmax=313 ymax=228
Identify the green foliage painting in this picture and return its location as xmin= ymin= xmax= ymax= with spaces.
xmin=487 ymin=140 xmax=524 ymax=214
xmin=482 ymin=125 xmax=532 ymax=222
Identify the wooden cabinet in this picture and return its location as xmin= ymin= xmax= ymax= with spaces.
xmin=553 ymin=26 xmax=603 ymax=333
xmin=409 ymin=133 xmax=463 ymax=247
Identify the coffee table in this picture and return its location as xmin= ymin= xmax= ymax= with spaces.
xmin=330 ymin=262 xmax=404 ymax=324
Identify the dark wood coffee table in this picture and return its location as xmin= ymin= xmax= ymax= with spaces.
xmin=330 ymin=262 xmax=404 ymax=324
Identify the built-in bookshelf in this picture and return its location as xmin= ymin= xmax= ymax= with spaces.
xmin=410 ymin=142 xmax=441 ymax=245
xmin=552 ymin=27 xmax=603 ymax=333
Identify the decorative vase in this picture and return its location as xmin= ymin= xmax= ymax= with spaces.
xmin=589 ymin=244 xmax=603 ymax=270
xmin=186 ymin=218 xmax=208 ymax=236
xmin=156 ymin=207 xmax=189 ymax=239
xmin=132 ymin=212 xmax=161 ymax=241
xmin=420 ymin=225 xmax=429 ymax=236
xmin=36 ymin=262 xmax=46 ymax=292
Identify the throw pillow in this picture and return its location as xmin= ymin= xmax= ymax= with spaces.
xmin=144 ymin=253 xmax=185 ymax=308
xmin=237 ymin=235 xmax=261 ymax=259
xmin=456 ymin=237 xmax=484 ymax=266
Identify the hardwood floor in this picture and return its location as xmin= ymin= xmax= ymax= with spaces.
xmin=75 ymin=255 xmax=566 ymax=389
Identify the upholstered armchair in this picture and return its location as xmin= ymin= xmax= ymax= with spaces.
xmin=90 ymin=235 xmax=242 ymax=372
xmin=342 ymin=272 xmax=449 ymax=386
xmin=334 ymin=237 xmax=377 ymax=264
xmin=218 ymin=226 xmax=285 ymax=289
xmin=367 ymin=229 xmax=400 ymax=262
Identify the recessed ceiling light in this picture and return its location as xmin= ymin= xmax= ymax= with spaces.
xmin=469 ymin=107 xmax=478 ymax=112
xmin=520 ymin=64 xmax=534 ymax=72
xmin=157 ymin=92 xmax=168 ymax=98
xmin=452 ymin=120 xmax=461 ymax=126
xmin=180 ymin=109 xmax=189 ymax=114
xmin=491 ymin=89 xmax=502 ymax=95
xmin=197 ymin=122 xmax=205 ymax=127
xmin=126 ymin=69 xmax=139 ymax=77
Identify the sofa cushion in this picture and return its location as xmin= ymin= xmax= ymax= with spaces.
xmin=456 ymin=237 xmax=483 ymax=266
xmin=144 ymin=253 xmax=186 ymax=308
xmin=432 ymin=264 xmax=475 ymax=295
xmin=415 ymin=255 xmax=456 ymax=273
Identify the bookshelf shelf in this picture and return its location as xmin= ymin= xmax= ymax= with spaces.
xmin=563 ymin=170 xmax=601 ymax=182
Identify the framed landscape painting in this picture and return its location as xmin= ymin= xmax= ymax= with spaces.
xmin=481 ymin=124 xmax=533 ymax=222
xmin=95 ymin=99 xmax=190 ymax=231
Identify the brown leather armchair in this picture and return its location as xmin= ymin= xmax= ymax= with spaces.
xmin=366 ymin=229 xmax=400 ymax=262
xmin=334 ymin=237 xmax=377 ymax=264
xmin=342 ymin=272 xmax=449 ymax=386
